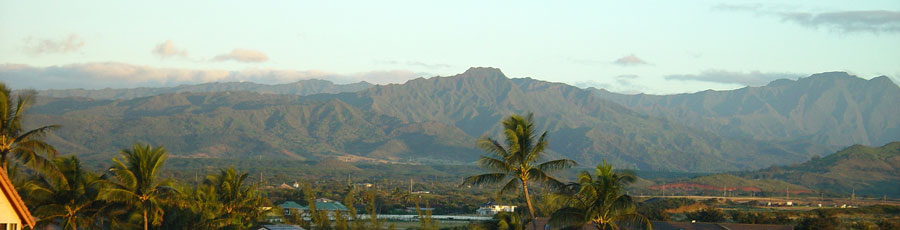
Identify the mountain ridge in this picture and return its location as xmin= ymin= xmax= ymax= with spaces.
xmin=29 ymin=79 xmax=374 ymax=100
xmin=594 ymin=71 xmax=900 ymax=147
xmin=23 ymin=67 xmax=840 ymax=172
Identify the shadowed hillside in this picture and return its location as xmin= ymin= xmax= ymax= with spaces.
xmin=25 ymin=68 xmax=836 ymax=172
xmin=594 ymin=72 xmax=900 ymax=147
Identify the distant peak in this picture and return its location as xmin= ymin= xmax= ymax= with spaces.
xmin=766 ymin=78 xmax=795 ymax=87
xmin=870 ymin=76 xmax=896 ymax=85
xmin=806 ymin=71 xmax=856 ymax=80
xmin=461 ymin=67 xmax=506 ymax=78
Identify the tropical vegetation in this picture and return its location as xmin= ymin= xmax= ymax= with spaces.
xmin=548 ymin=161 xmax=651 ymax=230
xmin=0 ymin=83 xmax=57 ymax=173
xmin=462 ymin=113 xmax=576 ymax=230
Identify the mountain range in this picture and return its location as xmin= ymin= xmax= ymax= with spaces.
xmin=594 ymin=72 xmax=900 ymax=147
xmin=32 ymin=79 xmax=373 ymax=100
xmin=22 ymin=68 xmax=898 ymax=173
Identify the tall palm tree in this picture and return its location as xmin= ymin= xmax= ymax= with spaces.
xmin=548 ymin=161 xmax=651 ymax=230
xmin=24 ymin=156 xmax=106 ymax=230
xmin=203 ymin=166 xmax=265 ymax=229
xmin=0 ymin=83 xmax=58 ymax=173
xmin=101 ymin=143 xmax=178 ymax=230
xmin=462 ymin=113 xmax=576 ymax=230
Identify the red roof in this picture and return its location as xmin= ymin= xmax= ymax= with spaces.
xmin=0 ymin=168 xmax=35 ymax=228
xmin=528 ymin=218 xmax=793 ymax=230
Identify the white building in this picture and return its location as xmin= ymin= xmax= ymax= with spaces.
xmin=476 ymin=202 xmax=517 ymax=216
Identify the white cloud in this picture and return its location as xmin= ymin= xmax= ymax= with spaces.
xmin=23 ymin=33 xmax=85 ymax=55
xmin=152 ymin=40 xmax=188 ymax=58
xmin=0 ymin=62 xmax=429 ymax=90
xmin=212 ymin=49 xmax=269 ymax=63
xmin=664 ymin=70 xmax=805 ymax=86
xmin=613 ymin=54 xmax=648 ymax=66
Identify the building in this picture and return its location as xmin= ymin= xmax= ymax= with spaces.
xmin=279 ymin=199 xmax=350 ymax=216
xmin=257 ymin=225 xmax=306 ymax=230
xmin=0 ymin=168 xmax=35 ymax=230
xmin=476 ymin=202 xmax=517 ymax=216
xmin=280 ymin=201 xmax=306 ymax=216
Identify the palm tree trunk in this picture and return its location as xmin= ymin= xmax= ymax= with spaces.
xmin=143 ymin=208 xmax=149 ymax=230
xmin=522 ymin=179 xmax=538 ymax=230
xmin=1 ymin=154 xmax=7 ymax=171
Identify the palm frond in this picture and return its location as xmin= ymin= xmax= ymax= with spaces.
xmin=477 ymin=156 xmax=513 ymax=172
xmin=498 ymin=178 xmax=519 ymax=195
xmin=612 ymin=213 xmax=653 ymax=230
xmin=99 ymin=188 xmax=140 ymax=203
xmin=13 ymin=125 xmax=60 ymax=143
xmin=548 ymin=207 xmax=588 ymax=228
xmin=477 ymin=138 xmax=510 ymax=158
xmin=537 ymin=159 xmax=577 ymax=172
xmin=526 ymin=168 xmax=566 ymax=191
xmin=461 ymin=173 xmax=507 ymax=186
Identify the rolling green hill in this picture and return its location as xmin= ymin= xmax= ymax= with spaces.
xmin=24 ymin=68 xmax=835 ymax=172
xmin=741 ymin=142 xmax=900 ymax=196
xmin=594 ymin=72 xmax=900 ymax=147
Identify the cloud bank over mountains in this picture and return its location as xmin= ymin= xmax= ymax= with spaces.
xmin=665 ymin=70 xmax=806 ymax=86
xmin=0 ymin=62 xmax=429 ymax=90
xmin=212 ymin=49 xmax=269 ymax=63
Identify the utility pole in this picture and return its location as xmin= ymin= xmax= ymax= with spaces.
xmin=409 ymin=178 xmax=413 ymax=193
xmin=723 ymin=185 xmax=727 ymax=197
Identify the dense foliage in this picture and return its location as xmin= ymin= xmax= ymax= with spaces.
xmin=463 ymin=113 xmax=576 ymax=230
xmin=548 ymin=161 xmax=651 ymax=230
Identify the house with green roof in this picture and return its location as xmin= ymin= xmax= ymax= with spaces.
xmin=280 ymin=201 xmax=305 ymax=216
xmin=279 ymin=199 xmax=350 ymax=217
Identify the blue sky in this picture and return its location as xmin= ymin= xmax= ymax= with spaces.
xmin=1 ymin=0 xmax=898 ymax=94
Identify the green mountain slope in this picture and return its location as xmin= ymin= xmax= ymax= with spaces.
xmin=350 ymin=68 xmax=828 ymax=171
xmin=741 ymin=142 xmax=900 ymax=196
xmin=30 ymin=92 xmax=478 ymax=163
xmin=594 ymin=72 xmax=900 ymax=147
xmin=24 ymin=67 xmax=830 ymax=172
xmin=32 ymin=79 xmax=373 ymax=100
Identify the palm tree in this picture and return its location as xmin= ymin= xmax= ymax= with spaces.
xmin=548 ymin=161 xmax=651 ymax=230
xmin=101 ymin=143 xmax=178 ymax=230
xmin=24 ymin=156 xmax=106 ymax=230
xmin=0 ymin=83 xmax=58 ymax=173
xmin=203 ymin=166 xmax=265 ymax=229
xmin=462 ymin=113 xmax=576 ymax=230
xmin=493 ymin=212 xmax=524 ymax=230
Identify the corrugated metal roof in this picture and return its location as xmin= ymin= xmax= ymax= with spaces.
xmin=279 ymin=201 xmax=305 ymax=209
xmin=260 ymin=224 xmax=306 ymax=230
xmin=278 ymin=200 xmax=349 ymax=211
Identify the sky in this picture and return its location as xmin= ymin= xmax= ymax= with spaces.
xmin=1 ymin=0 xmax=898 ymax=94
